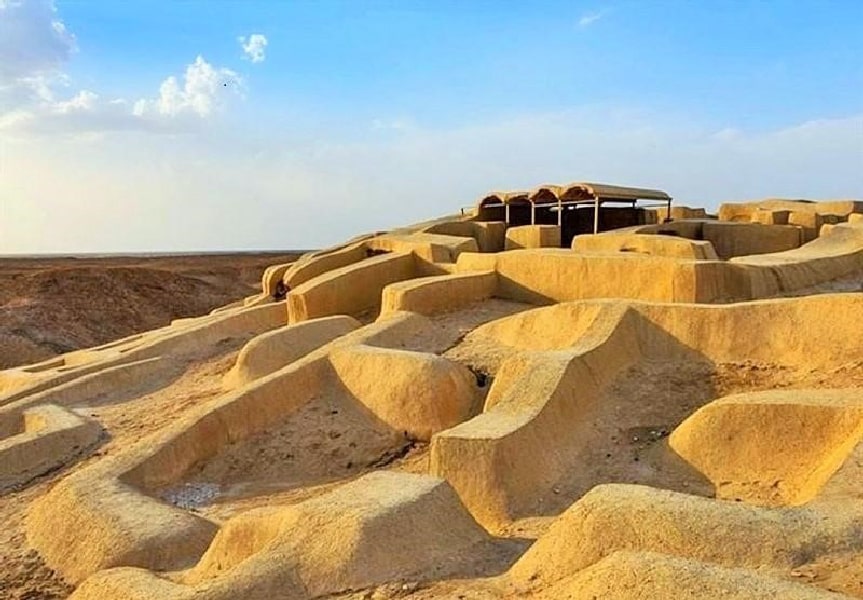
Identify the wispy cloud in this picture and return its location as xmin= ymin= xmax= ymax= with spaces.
xmin=5 ymin=109 xmax=861 ymax=253
xmin=371 ymin=117 xmax=416 ymax=133
xmin=239 ymin=33 xmax=268 ymax=63
xmin=578 ymin=10 xmax=606 ymax=28
xmin=2 ymin=55 xmax=244 ymax=136
xmin=1 ymin=0 xmax=245 ymax=135
xmin=0 ymin=0 xmax=76 ymax=107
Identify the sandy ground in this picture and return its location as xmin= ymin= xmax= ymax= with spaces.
xmin=329 ymin=352 xmax=863 ymax=599
xmin=3 ymin=297 xmax=863 ymax=599
xmin=0 ymin=340 xmax=246 ymax=599
xmin=157 ymin=299 xmax=534 ymax=524
xmin=0 ymin=252 xmax=303 ymax=369
xmin=774 ymin=271 xmax=863 ymax=298
xmin=514 ymin=358 xmax=863 ymax=529
xmin=163 ymin=387 xmax=405 ymax=522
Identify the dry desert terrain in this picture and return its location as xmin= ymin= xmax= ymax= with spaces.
xmin=3 ymin=191 xmax=863 ymax=600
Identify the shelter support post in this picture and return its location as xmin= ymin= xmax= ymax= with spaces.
xmin=557 ymin=198 xmax=562 ymax=226
xmin=593 ymin=197 xmax=600 ymax=234
xmin=531 ymin=202 xmax=536 ymax=225
xmin=505 ymin=203 xmax=510 ymax=225
xmin=666 ymin=199 xmax=672 ymax=222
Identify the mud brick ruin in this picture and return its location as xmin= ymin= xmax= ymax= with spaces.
xmin=4 ymin=183 xmax=863 ymax=599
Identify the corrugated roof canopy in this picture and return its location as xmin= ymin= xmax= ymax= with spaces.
xmin=479 ymin=191 xmax=530 ymax=205
xmin=479 ymin=182 xmax=670 ymax=206
xmin=564 ymin=182 xmax=671 ymax=202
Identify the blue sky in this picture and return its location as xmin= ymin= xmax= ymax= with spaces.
xmin=1 ymin=0 xmax=862 ymax=253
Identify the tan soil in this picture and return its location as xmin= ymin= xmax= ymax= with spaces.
xmin=0 ymin=253 xmax=302 ymax=369
xmin=165 ymin=388 xmax=406 ymax=522
xmin=0 ymin=341 xmax=245 ymax=599
xmin=4 ymin=300 xmax=863 ymax=599
xmin=792 ymin=552 xmax=863 ymax=597
xmin=155 ymin=300 xmax=535 ymax=524
xmin=773 ymin=271 xmax=863 ymax=298
xmin=426 ymin=299 xmax=533 ymax=354
xmin=510 ymin=358 xmax=863 ymax=534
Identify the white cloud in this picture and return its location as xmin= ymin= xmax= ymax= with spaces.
xmin=52 ymin=89 xmax=98 ymax=113
xmin=0 ymin=0 xmax=76 ymax=80
xmin=0 ymin=0 xmax=76 ymax=108
xmin=0 ymin=1 xmax=245 ymax=135
xmin=239 ymin=33 xmax=268 ymax=63
xmin=135 ymin=56 xmax=243 ymax=118
xmin=2 ymin=55 xmax=244 ymax=136
xmin=578 ymin=10 xmax=606 ymax=28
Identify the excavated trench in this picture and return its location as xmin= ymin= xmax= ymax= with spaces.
xmin=153 ymin=299 xmax=534 ymax=522
xmin=439 ymin=308 xmax=863 ymax=538
xmin=525 ymin=358 xmax=863 ymax=520
xmin=157 ymin=384 xmax=406 ymax=520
